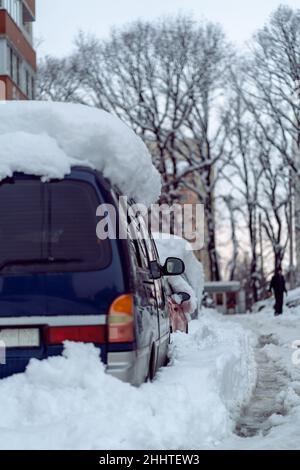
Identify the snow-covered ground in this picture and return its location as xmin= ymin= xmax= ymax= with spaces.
xmin=0 ymin=294 xmax=299 ymax=450
xmin=0 ymin=310 xmax=255 ymax=450
xmin=220 ymin=301 xmax=300 ymax=450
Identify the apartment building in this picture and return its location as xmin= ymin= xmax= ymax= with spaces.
xmin=0 ymin=0 xmax=36 ymax=100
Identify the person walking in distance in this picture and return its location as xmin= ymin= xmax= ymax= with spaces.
xmin=269 ymin=267 xmax=287 ymax=316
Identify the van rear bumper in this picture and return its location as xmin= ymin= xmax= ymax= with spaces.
xmin=106 ymin=351 xmax=139 ymax=385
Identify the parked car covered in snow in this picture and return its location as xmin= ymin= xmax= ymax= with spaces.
xmin=154 ymin=234 xmax=205 ymax=327
xmin=166 ymin=287 xmax=191 ymax=334
xmin=0 ymin=102 xmax=186 ymax=386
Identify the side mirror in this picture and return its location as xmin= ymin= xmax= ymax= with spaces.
xmin=178 ymin=292 xmax=191 ymax=303
xmin=149 ymin=260 xmax=162 ymax=280
xmin=162 ymin=257 xmax=185 ymax=277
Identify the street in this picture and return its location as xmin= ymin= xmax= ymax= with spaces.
xmin=0 ymin=301 xmax=299 ymax=450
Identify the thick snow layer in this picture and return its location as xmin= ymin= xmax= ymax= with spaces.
xmin=154 ymin=234 xmax=204 ymax=313
xmin=0 ymin=102 xmax=161 ymax=206
xmin=0 ymin=311 xmax=255 ymax=450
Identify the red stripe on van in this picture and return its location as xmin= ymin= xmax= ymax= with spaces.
xmin=45 ymin=325 xmax=106 ymax=345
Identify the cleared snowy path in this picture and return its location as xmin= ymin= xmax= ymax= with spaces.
xmin=235 ymin=334 xmax=287 ymax=438
xmin=221 ymin=305 xmax=300 ymax=450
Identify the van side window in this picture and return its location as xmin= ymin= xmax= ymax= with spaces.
xmin=137 ymin=216 xmax=166 ymax=308
xmin=127 ymin=231 xmax=142 ymax=268
xmin=136 ymin=215 xmax=155 ymax=262
xmin=127 ymin=214 xmax=148 ymax=269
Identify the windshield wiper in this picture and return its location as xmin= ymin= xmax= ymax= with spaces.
xmin=0 ymin=258 xmax=82 ymax=272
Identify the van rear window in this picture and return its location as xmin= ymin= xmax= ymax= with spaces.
xmin=0 ymin=178 xmax=111 ymax=274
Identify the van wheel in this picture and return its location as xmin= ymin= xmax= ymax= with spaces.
xmin=146 ymin=345 xmax=156 ymax=382
xmin=163 ymin=353 xmax=170 ymax=367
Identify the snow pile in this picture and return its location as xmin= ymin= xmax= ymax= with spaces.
xmin=286 ymin=286 xmax=300 ymax=308
xmin=0 ymin=312 xmax=255 ymax=450
xmin=0 ymin=102 xmax=161 ymax=206
xmin=154 ymin=234 xmax=204 ymax=313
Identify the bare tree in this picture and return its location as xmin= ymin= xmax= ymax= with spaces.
xmin=222 ymin=76 xmax=265 ymax=302
xmin=241 ymin=6 xmax=300 ymax=171
xmin=74 ymin=18 xmax=231 ymax=280
xmin=75 ymin=19 xmax=198 ymax=189
xmin=36 ymin=8 xmax=297 ymax=290
xmin=37 ymin=55 xmax=85 ymax=103
xmin=221 ymin=195 xmax=240 ymax=281
xmin=172 ymin=22 xmax=232 ymax=281
xmin=222 ymin=4 xmax=300 ymax=293
xmin=239 ymin=5 xmax=300 ymax=276
xmin=36 ymin=16 xmax=232 ymax=281
xmin=256 ymin=131 xmax=290 ymax=271
xmin=225 ymin=68 xmax=291 ymax=299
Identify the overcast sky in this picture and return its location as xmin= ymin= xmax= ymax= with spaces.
xmin=36 ymin=0 xmax=300 ymax=57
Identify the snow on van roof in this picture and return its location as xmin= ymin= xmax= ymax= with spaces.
xmin=0 ymin=101 xmax=161 ymax=206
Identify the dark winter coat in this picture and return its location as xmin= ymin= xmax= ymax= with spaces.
xmin=269 ymin=274 xmax=287 ymax=297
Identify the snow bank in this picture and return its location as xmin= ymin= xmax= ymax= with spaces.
xmin=0 ymin=102 xmax=161 ymax=206
xmin=286 ymin=287 xmax=300 ymax=308
xmin=0 ymin=311 xmax=255 ymax=450
xmin=154 ymin=234 xmax=204 ymax=313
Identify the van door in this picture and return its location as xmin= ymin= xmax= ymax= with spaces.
xmin=147 ymin=236 xmax=169 ymax=367
xmin=137 ymin=217 xmax=169 ymax=369
xmin=126 ymin=213 xmax=160 ymax=379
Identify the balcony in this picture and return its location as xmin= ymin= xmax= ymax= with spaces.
xmin=0 ymin=9 xmax=36 ymax=70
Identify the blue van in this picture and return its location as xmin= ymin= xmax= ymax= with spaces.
xmin=0 ymin=167 xmax=184 ymax=385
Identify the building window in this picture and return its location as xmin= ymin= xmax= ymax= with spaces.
xmin=8 ymin=47 xmax=14 ymax=81
xmin=25 ymin=69 xmax=29 ymax=96
xmin=16 ymin=56 xmax=20 ymax=86
xmin=1 ymin=0 xmax=22 ymax=27
xmin=31 ymin=76 xmax=35 ymax=99
xmin=24 ymin=69 xmax=34 ymax=99
xmin=6 ymin=44 xmax=11 ymax=75
xmin=7 ymin=45 xmax=23 ymax=90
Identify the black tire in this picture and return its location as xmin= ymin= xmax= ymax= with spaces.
xmin=163 ymin=353 xmax=170 ymax=367
xmin=146 ymin=345 xmax=156 ymax=382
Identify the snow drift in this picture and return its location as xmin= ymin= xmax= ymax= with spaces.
xmin=0 ymin=102 xmax=161 ymax=206
xmin=0 ymin=312 xmax=255 ymax=450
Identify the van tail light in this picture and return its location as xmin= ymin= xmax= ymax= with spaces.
xmin=45 ymin=325 xmax=106 ymax=345
xmin=108 ymin=294 xmax=135 ymax=343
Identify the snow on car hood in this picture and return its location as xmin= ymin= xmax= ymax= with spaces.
xmin=0 ymin=102 xmax=161 ymax=206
